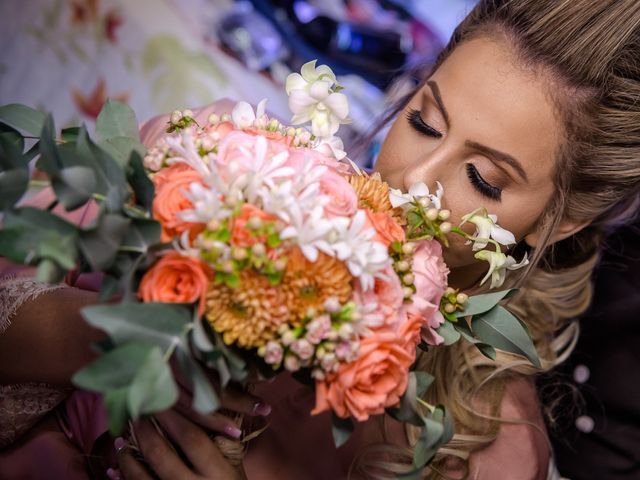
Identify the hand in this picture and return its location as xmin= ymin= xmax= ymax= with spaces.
xmin=173 ymin=382 xmax=272 ymax=440
xmin=117 ymin=410 xmax=246 ymax=480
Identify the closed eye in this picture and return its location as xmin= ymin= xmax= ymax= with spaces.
xmin=406 ymin=108 xmax=443 ymax=138
xmin=466 ymin=164 xmax=502 ymax=201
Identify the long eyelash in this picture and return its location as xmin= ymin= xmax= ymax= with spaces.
xmin=406 ymin=108 xmax=443 ymax=138
xmin=466 ymin=164 xmax=502 ymax=201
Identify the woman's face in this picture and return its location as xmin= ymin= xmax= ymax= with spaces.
xmin=375 ymin=37 xmax=563 ymax=283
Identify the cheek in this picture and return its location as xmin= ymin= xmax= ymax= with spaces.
xmin=374 ymin=117 xmax=415 ymax=189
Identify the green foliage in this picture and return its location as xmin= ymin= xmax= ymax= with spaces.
xmin=0 ymin=104 xmax=46 ymax=136
xmin=331 ymin=414 xmax=354 ymax=448
xmin=454 ymin=289 xmax=517 ymax=318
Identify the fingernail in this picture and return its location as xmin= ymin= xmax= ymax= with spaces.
xmin=106 ymin=468 xmax=122 ymax=480
xmin=224 ymin=424 xmax=243 ymax=439
xmin=114 ymin=437 xmax=126 ymax=452
xmin=253 ymin=402 xmax=272 ymax=416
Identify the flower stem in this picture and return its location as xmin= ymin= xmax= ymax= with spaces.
xmin=417 ymin=397 xmax=436 ymax=413
xmin=163 ymin=338 xmax=179 ymax=362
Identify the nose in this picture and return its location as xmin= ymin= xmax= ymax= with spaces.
xmin=401 ymin=142 xmax=455 ymax=193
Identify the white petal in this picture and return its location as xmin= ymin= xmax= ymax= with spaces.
xmin=231 ymin=101 xmax=256 ymax=128
xmin=256 ymin=98 xmax=268 ymax=118
xmin=490 ymin=225 xmax=516 ymax=246
xmin=289 ymin=90 xmax=317 ymax=114
xmin=389 ymin=188 xmax=411 ymax=208
xmin=408 ymin=182 xmax=430 ymax=198
xmin=301 ymin=60 xmax=319 ymax=81
xmin=309 ymin=80 xmax=332 ymax=101
xmin=291 ymin=112 xmax=312 ymax=125
xmin=324 ymin=92 xmax=349 ymax=119
xmin=301 ymin=245 xmax=319 ymax=262
xmin=285 ymin=73 xmax=306 ymax=95
xmin=314 ymin=64 xmax=336 ymax=84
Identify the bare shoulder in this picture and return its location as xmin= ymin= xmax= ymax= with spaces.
xmin=468 ymin=377 xmax=551 ymax=480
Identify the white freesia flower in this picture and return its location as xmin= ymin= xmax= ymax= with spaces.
xmin=230 ymin=99 xmax=267 ymax=129
xmin=280 ymin=204 xmax=334 ymax=262
xmin=389 ymin=181 xmax=444 ymax=210
xmin=475 ymin=250 xmax=529 ymax=288
xmin=313 ymin=135 xmax=347 ymax=160
xmin=329 ymin=210 xmax=389 ymax=290
xmin=286 ymin=60 xmax=350 ymax=139
xmin=179 ymin=183 xmax=231 ymax=224
xmin=461 ymin=208 xmax=516 ymax=251
xmin=164 ymin=129 xmax=223 ymax=190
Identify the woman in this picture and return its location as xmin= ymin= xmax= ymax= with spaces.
xmin=2 ymin=0 xmax=640 ymax=478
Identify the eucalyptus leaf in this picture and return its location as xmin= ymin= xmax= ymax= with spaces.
xmin=388 ymin=372 xmax=423 ymax=427
xmin=454 ymin=289 xmax=517 ymax=318
xmin=0 ymin=169 xmax=29 ymax=209
xmin=475 ymin=343 xmax=497 ymax=360
xmin=79 ymin=213 xmax=131 ymax=271
xmin=414 ymin=371 xmax=434 ymax=398
xmin=0 ymin=130 xmax=26 ymax=169
xmin=126 ymin=150 xmax=154 ymax=210
xmin=99 ymin=274 xmax=120 ymax=302
xmin=96 ymin=100 xmax=140 ymax=142
xmin=331 ymin=414 xmax=354 ymax=448
xmin=104 ymin=387 xmax=130 ymax=435
xmin=127 ymin=346 xmax=179 ymax=418
xmin=99 ymin=136 xmax=145 ymax=169
xmin=0 ymin=104 xmax=46 ymax=136
xmin=81 ymin=302 xmax=191 ymax=350
xmin=37 ymin=114 xmax=63 ymax=175
xmin=121 ymin=218 xmax=161 ymax=252
xmin=175 ymin=347 xmax=220 ymax=414
xmin=36 ymin=258 xmax=65 ymax=283
xmin=72 ymin=342 xmax=154 ymax=391
xmin=472 ymin=306 xmax=540 ymax=367
xmin=54 ymin=166 xmax=97 ymax=210
xmin=61 ymin=126 xmax=81 ymax=142
xmin=435 ymin=320 xmax=461 ymax=346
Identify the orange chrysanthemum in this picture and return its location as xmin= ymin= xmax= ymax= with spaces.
xmin=348 ymin=172 xmax=406 ymax=225
xmin=205 ymin=271 xmax=288 ymax=349
xmin=281 ymin=248 xmax=353 ymax=324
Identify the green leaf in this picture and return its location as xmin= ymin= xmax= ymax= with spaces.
xmin=387 ymin=372 xmax=424 ymax=427
xmin=104 ymin=388 xmax=130 ymax=435
xmin=37 ymin=114 xmax=63 ymax=175
xmin=99 ymin=274 xmax=120 ymax=302
xmin=435 ymin=320 xmax=461 ymax=346
xmin=0 ymin=207 xmax=78 ymax=268
xmin=81 ymin=302 xmax=191 ymax=349
xmin=79 ymin=213 xmax=131 ymax=271
xmin=36 ymin=258 xmax=65 ymax=283
xmin=61 ymin=126 xmax=81 ymax=142
xmin=73 ymin=342 xmax=155 ymax=391
xmin=455 ymin=289 xmax=517 ymax=318
xmin=99 ymin=136 xmax=146 ymax=169
xmin=0 ymin=129 xmax=26 ymax=169
xmin=0 ymin=104 xmax=46 ymax=136
xmin=475 ymin=343 xmax=497 ymax=360
xmin=121 ymin=217 xmax=161 ymax=252
xmin=126 ymin=150 xmax=154 ymax=210
xmin=54 ymin=166 xmax=97 ymax=210
xmin=175 ymin=347 xmax=220 ymax=414
xmin=414 ymin=371 xmax=434 ymax=398
xmin=0 ymin=169 xmax=29 ymax=209
xmin=471 ymin=306 xmax=540 ymax=367
xmin=331 ymin=414 xmax=354 ymax=448
xmin=127 ymin=346 xmax=179 ymax=418
xmin=96 ymin=100 xmax=140 ymax=142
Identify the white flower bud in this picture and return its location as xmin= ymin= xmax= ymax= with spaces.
xmin=438 ymin=209 xmax=451 ymax=221
xmin=402 ymin=273 xmax=414 ymax=285
xmin=247 ymin=216 xmax=263 ymax=230
xmin=396 ymin=260 xmax=410 ymax=272
xmin=444 ymin=303 xmax=456 ymax=314
xmin=208 ymin=113 xmax=220 ymax=124
xmin=221 ymin=113 xmax=231 ymax=122
xmin=170 ymin=110 xmax=183 ymax=124
xmin=402 ymin=242 xmax=416 ymax=255
xmin=284 ymin=355 xmax=301 ymax=372
xmin=323 ymin=297 xmax=341 ymax=313
xmin=182 ymin=109 xmax=194 ymax=118
xmin=426 ymin=208 xmax=439 ymax=221
xmin=232 ymin=247 xmax=248 ymax=261
xmin=456 ymin=293 xmax=469 ymax=304
xmin=403 ymin=287 xmax=414 ymax=298
xmin=207 ymin=219 xmax=221 ymax=231
xmin=440 ymin=222 xmax=452 ymax=234
xmin=281 ymin=330 xmax=296 ymax=346
xmin=251 ymin=243 xmax=266 ymax=257
xmin=418 ymin=197 xmax=431 ymax=208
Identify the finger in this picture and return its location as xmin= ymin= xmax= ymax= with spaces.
xmin=155 ymin=409 xmax=233 ymax=479
xmin=173 ymin=401 xmax=243 ymax=439
xmin=117 ymin=446 xmax=154 ymax=480
xmin=132 ymin=419 xmax=197 ymax=480
xmin=220 ymin=387 xmax=271 ymax=417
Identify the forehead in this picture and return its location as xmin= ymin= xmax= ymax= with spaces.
xmin=427 ymin=37 xmax=562 ymax=186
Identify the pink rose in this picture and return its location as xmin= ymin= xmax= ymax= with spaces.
xmin=319 ymin=170 xmax=358 ymax=218
xmin=354 ymin=265 xmax=404 ymax=330
xmin=312 ymin=328 xmax=413 ymax=421
xmin=408 ymin=240 xmax=449 ymax=346
xmin=216 ymin=131 xmax=289 ymax=175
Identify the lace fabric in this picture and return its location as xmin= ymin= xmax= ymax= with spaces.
xmin=0 ymin=275 xmax=70 ymax=448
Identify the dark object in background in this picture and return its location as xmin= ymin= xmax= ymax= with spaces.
xmin=540 ymin=223 xmax=640 ymax=480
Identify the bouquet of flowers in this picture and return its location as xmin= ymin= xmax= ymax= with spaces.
xmin=0 ymin=61 xmax=536 ymax=475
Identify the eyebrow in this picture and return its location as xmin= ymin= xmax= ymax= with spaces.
xmin=426 ymin=79 xmax=529 ymax=183
xmin=465 ymin=140 xmax=529 ymax=183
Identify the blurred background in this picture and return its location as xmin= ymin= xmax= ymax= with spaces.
xmin=0 ymin=0 xmax=477 ymax=167
xmin=2 ymin=2 xmax=637 ymax=478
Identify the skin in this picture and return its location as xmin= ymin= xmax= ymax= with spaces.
xmin=375 ymin=36 xmax=577 ymax=289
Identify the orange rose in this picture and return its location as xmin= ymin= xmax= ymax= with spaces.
xmin=152 ymin=163 xmax=204 ymax=241
xmin=365 ymin=209 xmax=406 ymax=247
xmin=312 ymin=329 xmax=413 ymax=421
xmin=230 ymin=204 xmax=277 ymax=247
xmin=243 ymin=127 xmax=294 ymax=146
xmin=139 ymin=251 xmax=212 ymax=315
xmin=398 ymin=310 xmax=424 ymax=355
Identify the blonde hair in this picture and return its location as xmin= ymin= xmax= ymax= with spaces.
xmin=354 ymin=1 xmax=640 ymax=477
